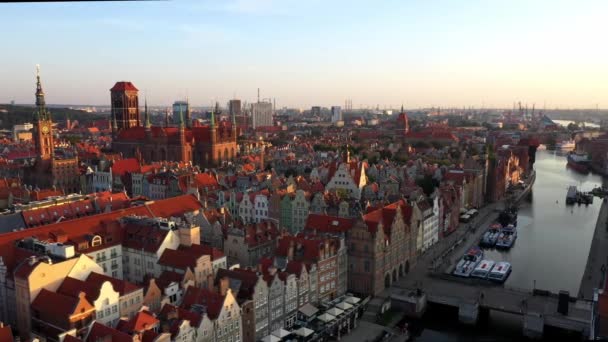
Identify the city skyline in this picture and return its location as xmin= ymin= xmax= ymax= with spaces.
xmin=1 ymin=0 xmax=607 ymax=109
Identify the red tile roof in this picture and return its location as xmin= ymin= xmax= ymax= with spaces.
xmin=160 ymin=303 xmax=203 ymax=328
xmin=118 ymin=310 xmax=159 ymax=333
xmin=180 ymin=287 xmax=225 ymax=320
xmin=0 ymin=194 xmax=202 ymax=275
xmin=179 ymin=243 xmax=224 ymax=261
xmin=86 ymin=272 xmax=141 ymax=295
xmin=112 ymin=158 xmax=141 ymax=177
xmin=110 ymin=81 xmax=139 ymax=92
xmin=86 ymin=322 xmax=134 ymax=342
xmin=305 ymin=214 xmax=354 ymax=233
xmin=0 ymin=324 xmax=14 ymax=342
xmin=57 ymin=276 xmax=103 ymax=304
xmin=31 ymin=288 xmax=92 ymax=318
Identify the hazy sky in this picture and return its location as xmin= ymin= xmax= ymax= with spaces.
xmin=1 ymin=0 xmax=607 ymax=109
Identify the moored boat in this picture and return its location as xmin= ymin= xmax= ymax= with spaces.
xmin=488 ymin=262 xmax=512 ymax=283
xmin=480 ymin=223 xmax=501 ymax=247
xmin=495 ymin=224 xmax=517 ymax=249
xmin=471 ymin=260 xmax=496 ymax=279
xmin=453 ymin=247 xmax=484 ymax=277
xmin=567 ymin=152 xmax=590 ymax=174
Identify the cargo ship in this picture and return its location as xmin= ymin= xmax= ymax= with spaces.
xmin=567 ymin=152 xmax=590 ymax=174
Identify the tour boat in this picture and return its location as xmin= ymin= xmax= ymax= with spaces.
xmin=480 ymin=223 xmax=501 ymax=247
xmin=567 ymin=152 xmax=590 ymax=174
xmin=495 ymin=225 xmax=517 ymax=249
xmin=488 ymin=262 xmax=512 ymax=283
xmin=453 ymin=247 xmax=484 ymax=277
xmin=471 ymin=260 xmax=496 ymax=279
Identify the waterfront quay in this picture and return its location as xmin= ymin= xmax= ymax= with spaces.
xmin=384 ymin=183 xmax=594 ymax=339
xmin=579 ymin=200 xmax=608 ymax=300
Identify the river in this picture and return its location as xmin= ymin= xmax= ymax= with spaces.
xmin=409 ymin=150 xmax=606 ymax=341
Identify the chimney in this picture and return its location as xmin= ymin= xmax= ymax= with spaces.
xmin=219 ymin=277 xmax=229 ymax=296
xmin=288 ymin=240 xmax=295 ymax=260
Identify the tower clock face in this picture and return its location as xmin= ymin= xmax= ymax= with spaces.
xmin=41 ymin=125 xmax=50 ymax=134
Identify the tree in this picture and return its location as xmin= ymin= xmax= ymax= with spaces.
xmin=416 ymin=174 xmax=438 ymax=196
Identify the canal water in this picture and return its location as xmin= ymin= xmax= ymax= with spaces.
xmin=409 ymin=150 xmax=606 ymax=341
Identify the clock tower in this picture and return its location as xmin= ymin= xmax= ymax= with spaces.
xmin=32 ymin=65 xmax=54 ymax=161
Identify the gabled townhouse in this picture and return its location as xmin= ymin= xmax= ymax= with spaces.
xmin=224 ymin=221 xmax=280 ymax=267
xmin=120 ymin=217 xmax=181 ymax=283
xmin=180 ymin=286 xmax=242 ymax=342
xmin=215 ymin=268 xmax=269 ymax=342
xmin=86 ymin=272 xmax=144 ymax=320
xmin=155 ymin=270 xmax=195 ymax=307
xmin=159 ymin=303 xmax=212 ymax=342
xmin=57 ymin=276 xmax=121 ymax=328
xmin=158 ymin=246 xmax=213 ymax=289
xmin=31 ymin=289 xmax=96 ymax=341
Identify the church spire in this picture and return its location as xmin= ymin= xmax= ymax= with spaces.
xmin=165 ymin=107 xmax=170 ymax=127
xmin=34 ymin=65 xmax=50 ymax=121
xmin=210 ymin=103 xmax=216 ymax=128
xmin=144 ymin=97 xmax=151 ymax=129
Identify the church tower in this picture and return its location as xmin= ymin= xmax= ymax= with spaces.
xmin=110 ymin=81 xmax=140 ymax=130
xmin=32 ymin=65 xmax=54 ymax=163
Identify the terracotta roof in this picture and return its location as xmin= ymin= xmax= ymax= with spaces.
xmin=112 ymin=158 xmax=141 ymax=177
xmin=57 ymin=276 xmax=103 ymax=304
xmin=118 ymin=310 xmax=159 ymax=333
xmin=31 ymin=288 xmax=92 ymax=318
xmin=0 ymin=324 xmax=14 ymax=342
xmin=215 ymin=268 xmax=259 ymax=301
xmin=158 ymin=248 xmax=199 ymax=270
xmin=110 ymin=81 xmax=139 ymax=92
xmin=160 ymin=303 xmax=202 ymax=328
xmin=86 ymin=272 xmax=141 ymax=295
xmin=305 ymin=213 xmax=354 ymax=233
xmin=156 ymin=270 xmax=186 ymax=290
xmin=0 ymin=194 xmax=201 ymax=275
xmin=86 ymin=322 xmax=134 ymax=342
xmin=180 ymin=287 xmax=225 ymax=320
xmin=179 ymin=243 xmax=224 ymax=261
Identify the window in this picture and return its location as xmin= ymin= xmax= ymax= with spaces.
xmin=112 ymin=305 xmax=118 ymax=313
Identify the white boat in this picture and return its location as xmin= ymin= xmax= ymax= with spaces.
xmin=495 ymin=225 xmax=517 ymax=249
xmin=537 ymin=144 xmax=547 ymax=151
xmin=556 ymin=140 xmax=576 ymax=151
xmin=480 ymin=223 xmax=501 ymax=247
xmin=488 ymin=262 xmax=512 ymax=283
xmin=471 ymin=260 xmax=495 ymax=279
xmin=453 ymin=247 xmax=484 ymax=277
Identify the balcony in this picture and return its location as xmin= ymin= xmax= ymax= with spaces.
xmin=111 ymin=264 xmax=119 ymax=270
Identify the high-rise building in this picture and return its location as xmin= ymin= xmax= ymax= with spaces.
xmin=228 ymin=99 xmax=242 ymax=117
xmin=172 ymin=100 xmax=190 ymax=126
xmin=251 ymin=101 xmax=273 ymax=129
xmin=311 ymin=106 xmax=321 ymax=117
xmin=331 ymin=106 xmax=342 ymax=123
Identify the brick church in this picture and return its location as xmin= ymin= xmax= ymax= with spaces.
xmin=23 ymin=67 xmax=80 ymax=193
xmin=110 ymin=82 xmax=238 ymax=167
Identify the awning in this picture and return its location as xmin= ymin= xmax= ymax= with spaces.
xmin=344 ymin=296 xmax=361 ymax=304
xmin=336 ymin=301 xmax=353 ymax=310
xmin=317 ymin=313 xmax=336 ymax=323
xmin=271 ymin=328 xmax=291 ymax=338
xmin=294 ymin=327 xmax=314 ymax=337
xmin=261 ymin=336 xmax=281 ymax=342
xmin=326 ymin=307 xmax=344 ymax=316
xmin=298 ymin=303 xmax=319 ymax=317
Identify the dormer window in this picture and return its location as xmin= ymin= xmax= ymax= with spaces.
xmin=91 ymin=235 xmax=102 ymax=247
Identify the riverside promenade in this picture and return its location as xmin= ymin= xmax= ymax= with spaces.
xmin=579 ymin=200 xmax=608 ymax=300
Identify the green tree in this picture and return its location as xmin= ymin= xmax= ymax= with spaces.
xmin=416 ymin=174 xmax=438 ymax=196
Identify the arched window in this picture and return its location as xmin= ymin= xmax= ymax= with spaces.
xmin=91 ymin=235 xmax=102 ymax=247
